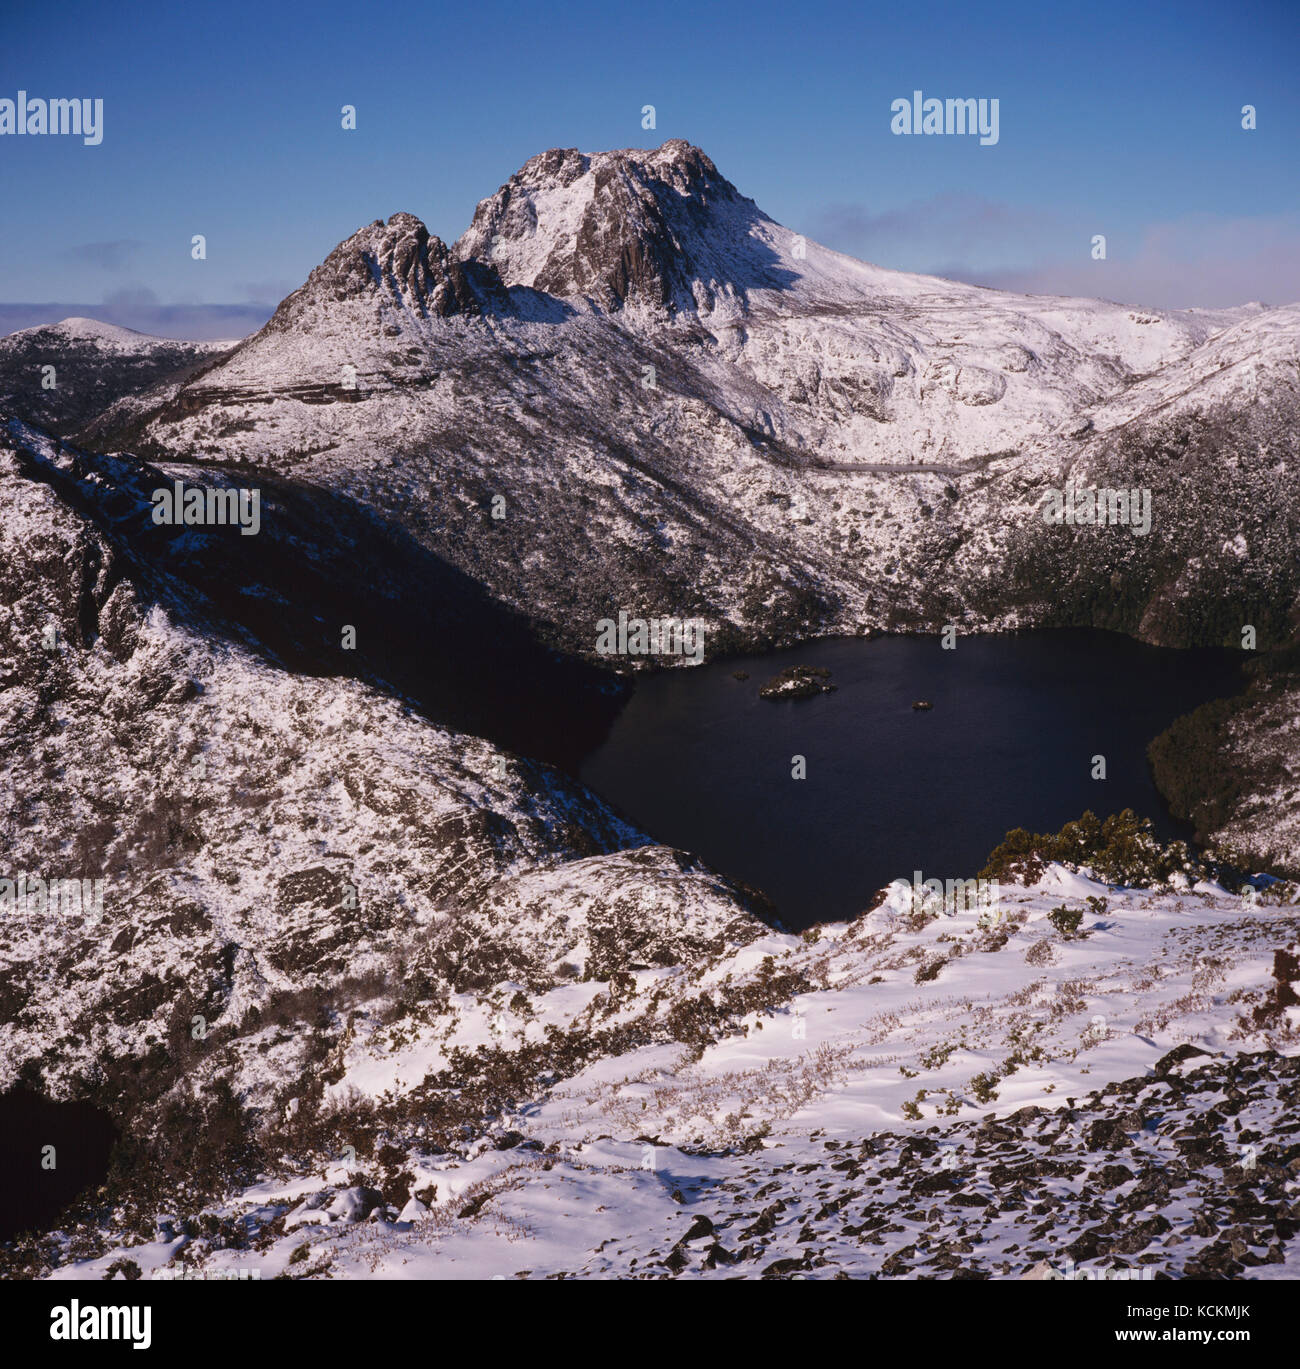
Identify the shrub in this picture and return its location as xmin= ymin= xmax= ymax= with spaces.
xmin=913 ymin=957 xmax=945 ymax=985
xmin=1024 ymin=938 xmax=1056 ymax=967
xmin=968 ymin=1072 xmax=1000 ymax=1105
xmin=1048 ymin=906 xmax=1083 ymax=937
xmin=981 ymin=809 xmax=1201 ymax=888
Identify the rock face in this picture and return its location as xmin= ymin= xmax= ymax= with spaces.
xmin=455 ymin=140 xmax=782 ymax=314
xmin=265 ymin=213 xmax=508 ymax=331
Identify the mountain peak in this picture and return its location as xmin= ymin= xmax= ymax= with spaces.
xmin=265 ymin=211 xmax=505 ymax=333
xmin=455 ymin=140 xmax=784 ymax=315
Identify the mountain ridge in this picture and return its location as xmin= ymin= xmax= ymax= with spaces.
xmin=58 ymin=143 xmax=1298 ymax=669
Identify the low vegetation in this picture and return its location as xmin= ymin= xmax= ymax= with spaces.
xmin=980 ymin=808 xmax=1200 ymax=888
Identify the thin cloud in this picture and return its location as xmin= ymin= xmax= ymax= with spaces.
xmin=234 ymin=280 xmax=295 ymax=302
xmin=103 ymin=284 xmax=161 ymax=312
xmin=811 ymin=194 xmax=1062 ymax=265
xmin=812 ymin=198 xmax=1300 ymax=310
xmin=937 ymin=215 xmax=1300 ymax=310
xmin=0 ymin=300 xmax=270 ymax=341
xmin=65 ymin=239 xmax=146 ymax=272
xmin=95 ymin=284 xmax=271 ymax=338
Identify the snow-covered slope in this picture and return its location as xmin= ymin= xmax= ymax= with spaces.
xmin=30 ymin=861 xmax=1300 ymax=1281
xmin=0 ymin=318 xmax=231 ymax=437
xmin=1091 ymin=303 xmax=1300 ymax=432
xmin=0 ymin=420 xmax=769 ymax=1142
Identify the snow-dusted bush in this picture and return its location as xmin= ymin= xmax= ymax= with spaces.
xmin=980 ymin=809 xmax=1201 ymax=888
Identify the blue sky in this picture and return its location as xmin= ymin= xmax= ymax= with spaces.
xmin=2 ymin=0 xmax=1297 ymax=336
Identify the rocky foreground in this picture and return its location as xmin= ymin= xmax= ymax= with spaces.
xmin=9 ymin=836 xmax=1299 ymax=1279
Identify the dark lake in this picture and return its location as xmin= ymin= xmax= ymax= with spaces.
xmin=0 ymin=1089 xmax=118 ymax=1242
xmin=578 ymin=630 xmax=1246 ymax=929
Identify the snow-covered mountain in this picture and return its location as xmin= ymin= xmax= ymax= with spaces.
xmin=2 ymin=141 xmax=1299 ymax=1281
xmin=0 ymin=318 xmax=231 ymax=437
xmin=75 ymin=140 xmax=1300 ymax=665
xmin=63 ymin=138 xmax=1300 ymax=866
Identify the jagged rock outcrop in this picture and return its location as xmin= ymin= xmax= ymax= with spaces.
xmin=265 ymin=212 xmax=508 ymax=330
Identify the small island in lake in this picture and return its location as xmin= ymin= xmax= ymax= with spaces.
xmin=759 ymin=665 xmax=837 ymax=700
